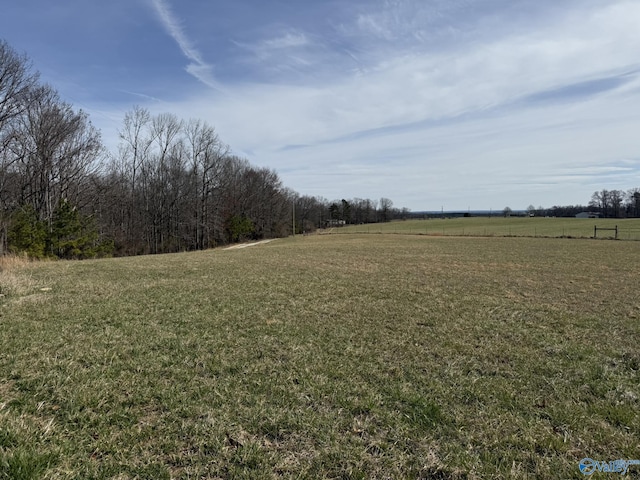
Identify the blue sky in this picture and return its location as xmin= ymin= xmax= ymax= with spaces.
xmin=2 ymin=0 xmax=639 ymax=211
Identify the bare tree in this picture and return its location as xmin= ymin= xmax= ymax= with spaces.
xmin=609 ymin=189 xmax=625 ymax=218
xmin=379 ymin=197 xmax=393 ymax=222
xmin=147 ymin=113 xmax=184 ymax=252
xmin=184 ymin=118 xmax=228 ymax=249
xmin=0 ymin=40 xmax=39 ymax=253
xmin=590 ymin=189 xmax=610 ymax=217
xmin=116 ymin=106 xmax=162 ymax=252
xmin=295 ymin=194 xmax=325 ymax=232
xmin=626 ymin=188 xmax=640 ymax=218
xmin=0 ymin=40 xmax=39 ymax=142
xmin=9 ymin=84 xmax=102 ymax=229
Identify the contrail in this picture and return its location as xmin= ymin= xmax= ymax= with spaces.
xmin=149 ymin=0 xmax=224 ymax=92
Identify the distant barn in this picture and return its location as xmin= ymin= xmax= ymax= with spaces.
xmin=575 ymin=212 xmax=600 ymax=218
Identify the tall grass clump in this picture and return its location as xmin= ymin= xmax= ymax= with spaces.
xmin=0 ymin=254 xmax=36 ymax=298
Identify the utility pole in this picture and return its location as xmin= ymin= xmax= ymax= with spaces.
xmin=292 ymin=200 xmax=295 ymax=236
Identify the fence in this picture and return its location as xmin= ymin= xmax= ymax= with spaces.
xmin=594 ymin=225 xmax=618 ymax=239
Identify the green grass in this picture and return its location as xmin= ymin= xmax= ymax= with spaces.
xmin=1 ymin=235 xmax=639 ymax=478
xmin=338 ymin=216 xmax=640 ymax=240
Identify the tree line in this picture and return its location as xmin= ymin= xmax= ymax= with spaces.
xmin=587 ymin=189 xmax=640 ymax=218
xmin=0 ymin=40 xmax=401 ymax=258
xmin=528 ymin=188 xmax=640 ymax=218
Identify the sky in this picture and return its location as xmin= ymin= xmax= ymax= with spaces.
xmin=1 ymin=0 xmax=639 ymax=211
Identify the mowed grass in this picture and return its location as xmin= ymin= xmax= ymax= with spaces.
xmin=339 ymin=216 xmax=640 ymax=240
xmin=1 ymin=235 xmax=639 ymax=479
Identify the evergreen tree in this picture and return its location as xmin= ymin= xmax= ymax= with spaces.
xmin=227 ymin=214 xmax=254 ymax=243
xmin=48 ymin=199 xmax=100 ymax=259
xmin=7 ymin=205 xmax=47 ymax=258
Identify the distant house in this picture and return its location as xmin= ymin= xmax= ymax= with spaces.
xmin=576 ymin=212 xmax=600 ymax=218
xmin=324 ymin=219 xmax=346 ymax=227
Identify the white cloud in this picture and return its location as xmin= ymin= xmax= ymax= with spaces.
xmin=209 ymin=1 xmax=640 ymax=151
xmin=148 ymin=0 xmax=222 ymax=91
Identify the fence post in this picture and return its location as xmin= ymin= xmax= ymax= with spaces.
xmin=594 ymin=225 xmax=597 ymax=238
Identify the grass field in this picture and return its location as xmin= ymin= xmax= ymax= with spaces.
xmin=337 ymin=217 xmax=640 ymax=240
xmin=1 ymin=235 xmax=639 ymax=479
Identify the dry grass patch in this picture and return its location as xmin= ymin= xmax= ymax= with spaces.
xmin=0 ymin=255 xmax=40 ymax=300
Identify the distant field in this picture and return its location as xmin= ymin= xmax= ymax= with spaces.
xmin=1 ymin=235 xmax=639 ymax=479
xmin=337 ymin=216 xmax=640 ymax=240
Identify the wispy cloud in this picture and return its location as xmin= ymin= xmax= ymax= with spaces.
xmin=262 ymin=32 xmax=310 ymax=50
xmin=118 ymin=89 xmax=165 ymax=103
xmin=148 ymin=0 xmax=222 ymax=91
xmin=233 ymin=30 xmax=316 ymax=71
xmin=351 ymin=0 xmax=473 ymax=45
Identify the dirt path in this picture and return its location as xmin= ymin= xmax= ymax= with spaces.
xmin=223 ymin=239 xmax=276 ymax=250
